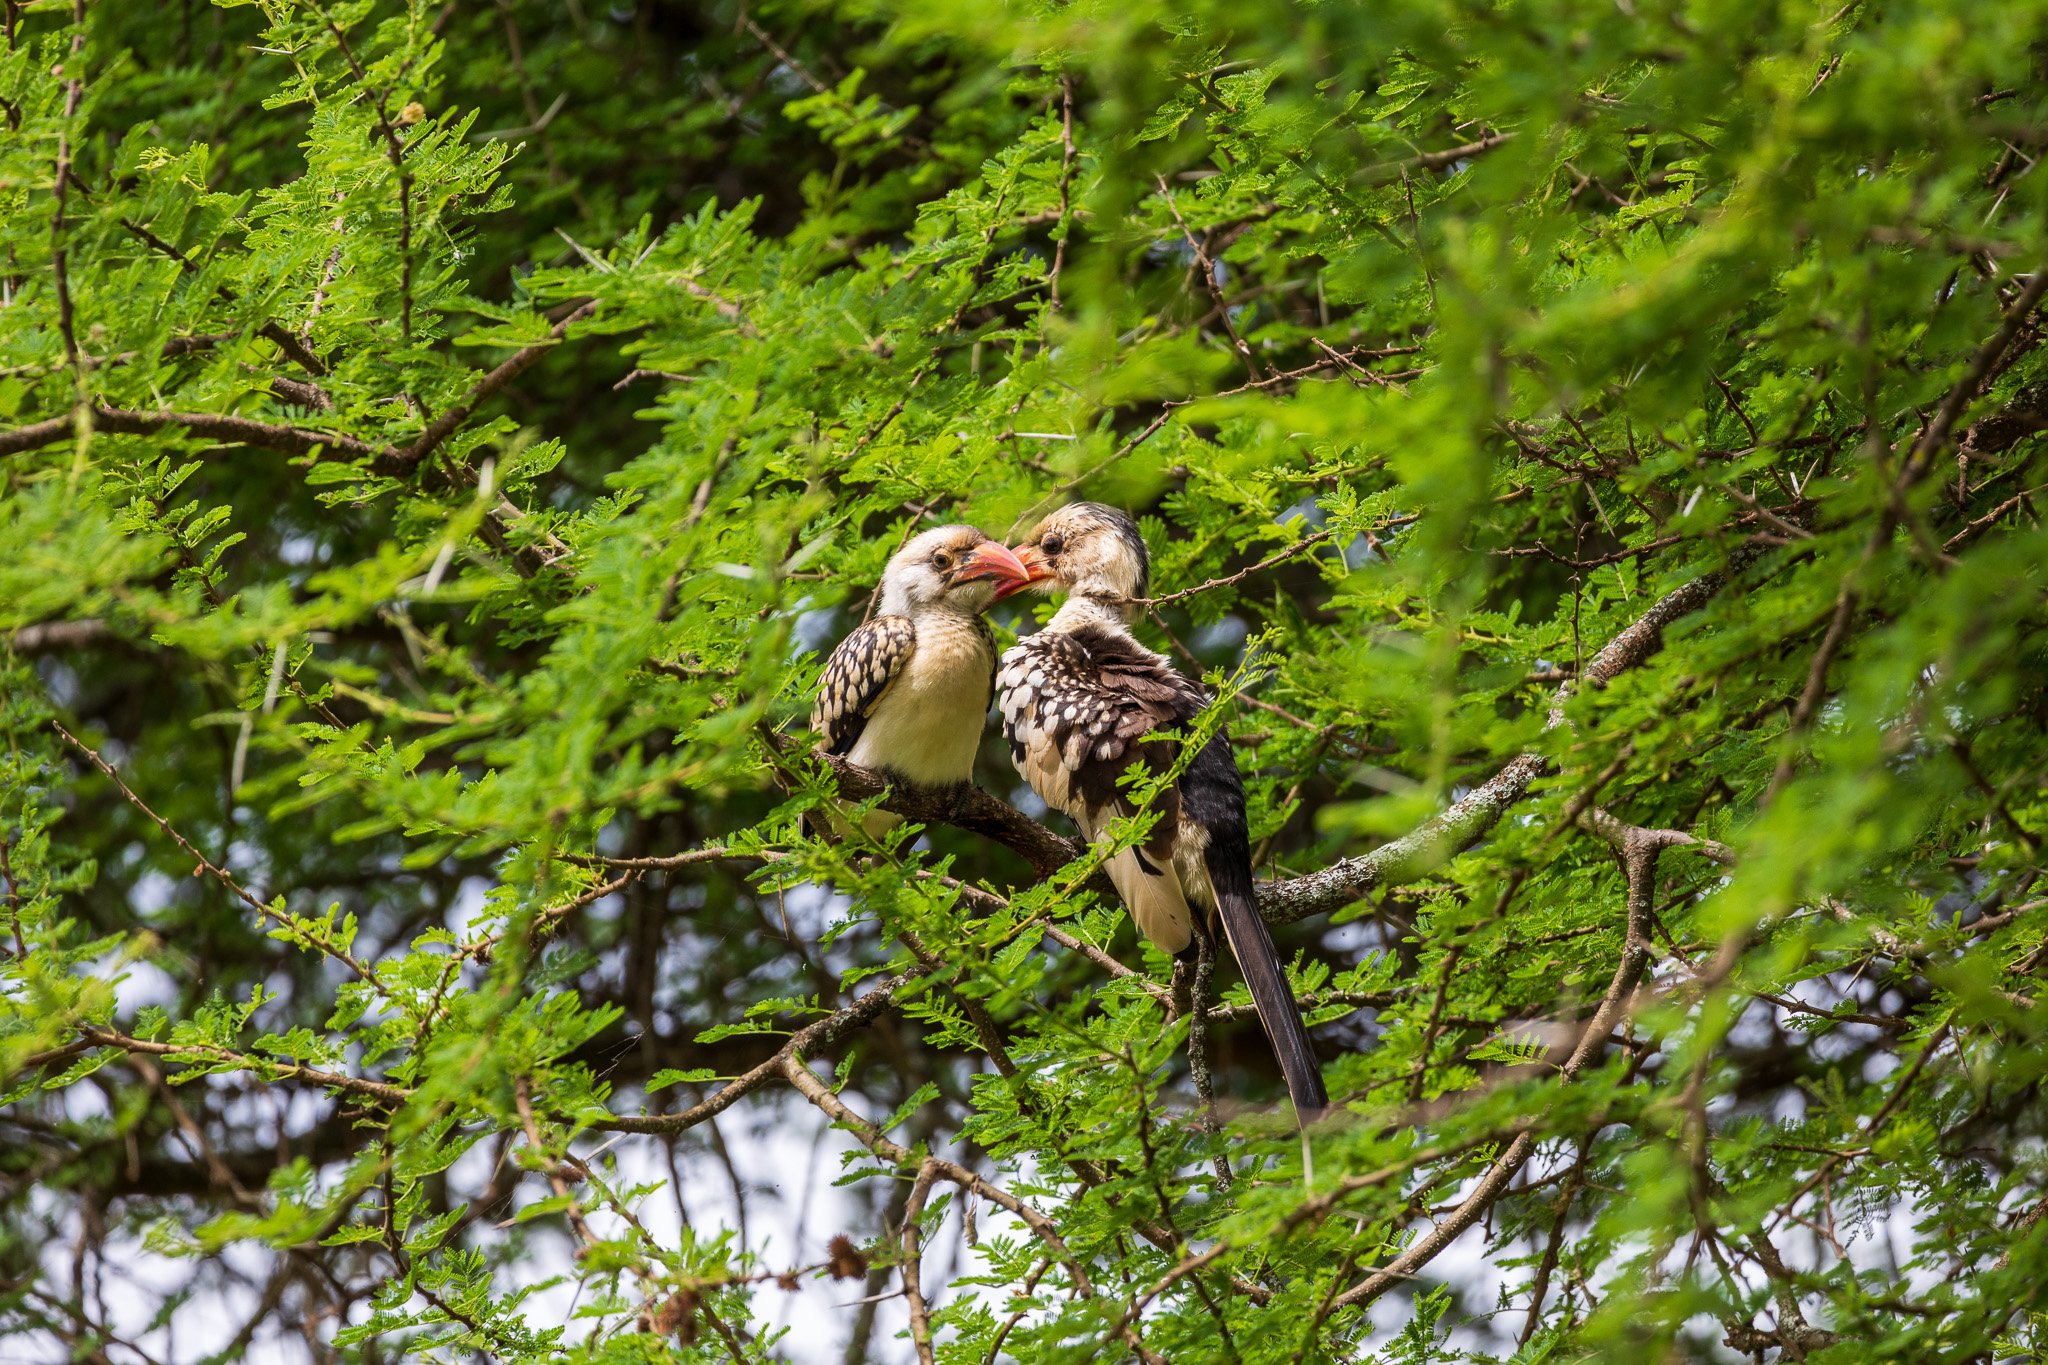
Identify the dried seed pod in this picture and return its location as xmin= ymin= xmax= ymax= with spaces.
xmin=826 ymin=1234 xmax=868 ymax=1281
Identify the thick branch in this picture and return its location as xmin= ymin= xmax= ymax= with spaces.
xmin=1723 ymin=1323 xmax=1842 ymax=1355
xmin=1549 ymin=568 xmax=1732 ymax=721
xmin=1579 ymin=806 xmax=1735 ymax=866
xmin=1259 ymin=753 xmax=1545 ymax=926
xmin=900 ymin=1162 xmax=940 ymax=1365
xmin=817 ymin=750 xmax=1084 ymax=879
xmin=1266 ymin=563 xmax=1733 ymax=924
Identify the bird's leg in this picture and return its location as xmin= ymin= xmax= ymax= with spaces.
xmin=1184 ymin=926 xmax=1233 ymax=1191
xmin=1167 ymin=955 xmax=1192 ymax=1023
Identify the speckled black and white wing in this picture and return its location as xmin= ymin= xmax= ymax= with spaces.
xmin=812 ymin=615 xmax=917 ymax=756
xmin=997 ymin=625 xmax=1205 ymax=951
xmin=1000 ymin=621 xmax=1329 ymax=1115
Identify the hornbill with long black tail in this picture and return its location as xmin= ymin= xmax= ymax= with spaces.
xmin=994 ymin=503 xmax=1329 ymax=1120
xmin=810 ymin=525 xmax=1032 ymax=838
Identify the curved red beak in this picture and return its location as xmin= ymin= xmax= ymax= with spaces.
xmin=996 ymin=544 xmax=1055 ymax=600
xmin=954 ymin=541 xmax=1033 ymax=598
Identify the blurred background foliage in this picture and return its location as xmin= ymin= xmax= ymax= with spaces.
xmin=3 ymin=0 xmax=2047 ymax=1360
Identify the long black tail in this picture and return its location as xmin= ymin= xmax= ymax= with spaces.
xmin=1205 ymin=842 xmax=1329 ymax=1121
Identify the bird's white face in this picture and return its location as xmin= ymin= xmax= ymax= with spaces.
xmin=877 ymin=525 xmax=1031 ymax=616
xmin=1010 ymin=503 xmax=1149 ymax=604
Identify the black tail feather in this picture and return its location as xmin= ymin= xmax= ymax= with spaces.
xmin=1206 ymin=851 xmax=1329 ymax=1121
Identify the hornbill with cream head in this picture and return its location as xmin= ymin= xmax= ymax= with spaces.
xmin=811 ymin=525 xmax=1032 ymax=837
xmin=996 ymin=503 xmax=1329 ymax=1119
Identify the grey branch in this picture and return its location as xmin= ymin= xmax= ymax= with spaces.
xmin=1266 ymin=564 xmax=1734 ymax=925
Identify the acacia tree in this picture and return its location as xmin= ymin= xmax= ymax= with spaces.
xmin=3 ymin=0 xmax=2047 ymax=1360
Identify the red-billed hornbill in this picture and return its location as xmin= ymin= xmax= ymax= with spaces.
xmin=996 ymin=503 xmax=1328 ymax=1119
xmin=812 ymin=525 xmax=1031 ymax=837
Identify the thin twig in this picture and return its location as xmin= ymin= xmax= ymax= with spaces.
xmin=52 ymin=721 xmax=382 ymax=987
xmin=1048 ymin=75 xmax=1078 ymax=310
xmin=1155 ymin=175 xmax=1262 ymax=380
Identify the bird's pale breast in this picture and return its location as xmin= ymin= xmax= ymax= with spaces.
xmin=848 ymin=612 xmax=992 ymax=787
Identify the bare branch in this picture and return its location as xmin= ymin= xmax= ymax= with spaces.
xmin=778 ymin=1052 xmax=1096 ymax=1297
xmin=1907 ymin=265 xmax=2048 ymax=475
xmin=1139 ymin=525 xmax=1335 ymax=607
xmin=1266 ymin=562 xmax=1741 ymax=923
xmin=0 ymin=405 xmax=380 ymax=462
xmin=53 ymin=721 xmax=382 ymax=987
xmin=900 ymin=1161 xmax=940 ymax=1365
xmin=1 ymin=306 xmax=600 ymax=473
xmin=1578 ymin=806 xmax=1735 ymax=865
xmin=1258 ymin=752 xmax=1546 ymax=926
xmin=594 ymin=969 xmax=920 ymax=1136
xmin=1405 ymin=131 xmax=1515 ymax=175
xmin=1155 ymin=175 xmax=1263 ymax=380
xmin=70 ymin=1026 xmax=409 ymax=1107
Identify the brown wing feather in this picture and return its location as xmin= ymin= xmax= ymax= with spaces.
xmin=812 ymin=615 xmax=917 ymax=756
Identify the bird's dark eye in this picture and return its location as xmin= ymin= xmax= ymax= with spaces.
xmin=1041 ymin=534 xmax=1064 ymax=556
xmin=931 ymin=551 xmax=953 ymax=570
